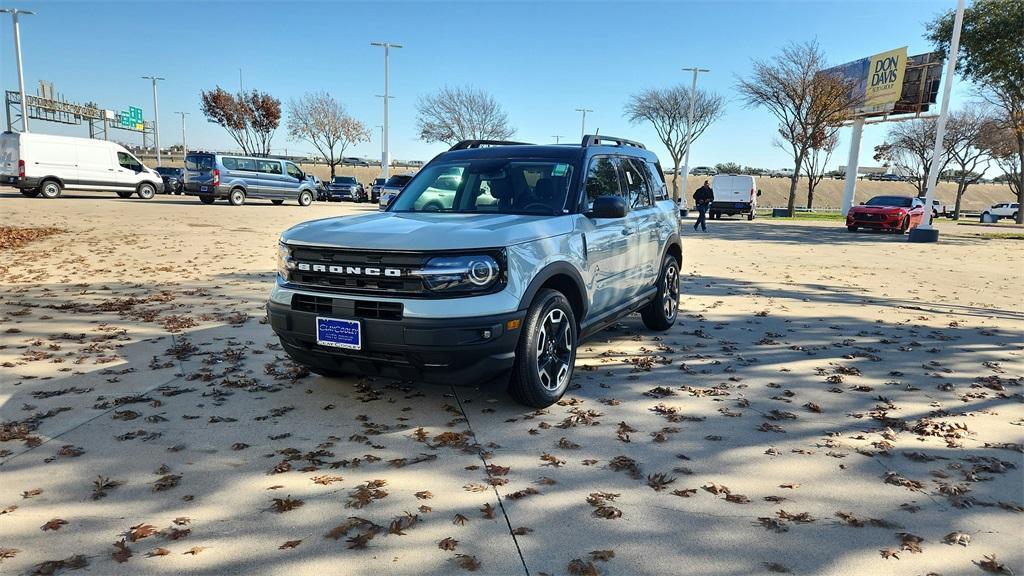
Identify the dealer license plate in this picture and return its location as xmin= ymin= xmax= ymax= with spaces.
xmin=316 ymin=317 xmax=362 ymax=350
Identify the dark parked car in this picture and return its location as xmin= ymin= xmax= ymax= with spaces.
xmin=154 ymin=167 xmax=184 ymax=195
xmin=369 ymin=177 xmax=386 ymax=202
xmin=326 ymin=176 xmax=366 ymax=202
xmin=377 ymin=174 xmax=414 ymax=209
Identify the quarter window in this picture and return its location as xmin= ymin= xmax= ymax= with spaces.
xmin=584 ymin=156 xmax=623 ymax=209
xmin=257 ymin=160 xmax=282 ymax=175
xmin=644 ymin=160 xmax=668 ymax=200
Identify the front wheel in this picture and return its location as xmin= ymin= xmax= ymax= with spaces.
xmin=298 ymin=190 xmax=313 ymax=206
xmin=228 ymin=188 xmax=246 ymax=206
xmin=508 ymin=289 xmax=577 ymax=408
xmin=641 ymin=255 xmax=680 ymax=331
xmin=137 ymin=182 xmax=156 ymax=200
xmin=847 ymin=225 xmax=858 ymax=232
xmin=899 ymin=216 xmax=910 ymax=234
xmin=271 ymin=199 xmax=284 ymax=205
xmin=20 ymin=189 xmax=40 ymax=198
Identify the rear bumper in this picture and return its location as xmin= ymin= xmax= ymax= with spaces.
xmin=4 ymin=175 xmax=40 ymax=190
xmin=184 ymin=183 xmax=225 ymax=197
xmin=710 ymin=201 xmax=753 ymax=214
xmin=267 ymin=299 xmax=525 ymax=386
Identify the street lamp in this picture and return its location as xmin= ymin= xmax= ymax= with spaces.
xmin=371 ymin=41 xmax=402 ymax=178
xmin=575 ymin=108 xmax=593 ymax=140
xmin=1 ymin=8 xmax=35 ymax=132
xmin=552 ymin=135 xmax=563 ymax=144
xmin=175 ymin=112 xmax=189 ymax=158
xmin=680 ymin=67 xmax=710 ymax=191
xmin=141 ymin=75 xmax=165 ymax=166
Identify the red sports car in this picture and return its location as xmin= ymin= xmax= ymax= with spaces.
xmin=847 ymin=195 xmax=926 ymax=233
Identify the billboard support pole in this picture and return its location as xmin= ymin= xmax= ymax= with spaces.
xmin=840 ymin=117 xmax=865 ymax=216
xmin=909 ymin=0 xmax=964 ymax=243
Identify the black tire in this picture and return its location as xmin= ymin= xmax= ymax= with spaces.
xmin=199 ymin=195 xmax=216 ymax=205
xmin=116 ymin=190 xmax=133 ymax=199
xmin=1013 ymin=212 xmax=1019 ymax=222
xmin=932 ymin=210 xmax=939 ymax=221
xmin=422 ymin=201 xmax=444 ymax=212
xmin=508 ymin=289 xmax=577 ymax=408
xmin=641 ymin=254 xmax=680 ymax=331
xmin=137 ymin=182 xmax=156 ymax=200
xmin=847 ymin=225 xmax=858 ymax=232
xmin=747 ymin=210 xmax=755 ymax=221
xmin=298 ymin=190 xmax=313 ymax=206
xmin=19 ymin=189 xmax=40 ymax=198
xmin=39 ymin=179 xmax=62 ymax=199
xmin=271 ymin=199 xmax=284 ymax=205
xmin=899 ymin=216 xmax=910 ymax=234
xmin=228 ymin=188 xmax=246 ymax=206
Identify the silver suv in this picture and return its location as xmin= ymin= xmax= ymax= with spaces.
xmin=268 ymin=136 xmax=682 ymax=407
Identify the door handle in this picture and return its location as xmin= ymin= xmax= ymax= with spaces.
xmin=621 ymin=228 xmax=634 ymax=236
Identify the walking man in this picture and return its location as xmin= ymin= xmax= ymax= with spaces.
xmin=693 ymin=180 xmax=714 ymax=232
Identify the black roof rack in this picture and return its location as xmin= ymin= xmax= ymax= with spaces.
xmin=449 ymin=139 xmax=532 ymax=151
xmin=581 ymin=134 xmax=646 ymax=150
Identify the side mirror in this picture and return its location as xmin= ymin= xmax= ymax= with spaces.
xmin=859 ymin=201 xmax=865 ymax=205
xmin=757 ymin=189 xmax=763 ymax=197
xmin=591 ymin=195 xmax=627 ymax=219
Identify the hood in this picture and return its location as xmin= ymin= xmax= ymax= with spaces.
xmin=281 ymin=211 xmax=574 ymax=251
xmin=852 ymin=205 xmax=906 ymax=212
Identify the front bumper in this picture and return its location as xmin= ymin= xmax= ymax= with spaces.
xmin=847 ymin=214 xmax=902 ymax=229
xmin=267 ymin=298 xmax=525 ymax=386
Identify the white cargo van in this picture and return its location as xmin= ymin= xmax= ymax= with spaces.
xmin=709 ymin=174 xmax=761 ymax=220
xmin=0 ymin=131 xmax=163 ymax=199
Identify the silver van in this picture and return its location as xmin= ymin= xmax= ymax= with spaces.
xmin=183 ymin=152 xmax=317 ymax=206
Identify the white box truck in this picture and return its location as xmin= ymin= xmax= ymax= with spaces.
xmin=0 ymin=131 xmax=163 ymax=199
xmin=709 ymin=174 xmax=761 ymax=220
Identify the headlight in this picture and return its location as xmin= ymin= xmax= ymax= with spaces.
xmin=277 ymin=243 xmax=296 ymax=281
xmin=414 ymin=253 xmax=504 ymax=294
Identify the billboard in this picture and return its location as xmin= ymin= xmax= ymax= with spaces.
xmin=823 ymin=47 xmax=909 ymax=116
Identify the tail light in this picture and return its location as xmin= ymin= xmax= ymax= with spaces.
xmin=18 ymin=159 xmax=25 ymax=178
xmin=750 ymin=187 xmax=755 ymax=199
xmin=212 ymin=169 xmax=220 ymax=187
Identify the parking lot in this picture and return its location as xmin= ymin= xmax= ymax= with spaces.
xmin=1 ymin=191 xmax=1022 ymax=576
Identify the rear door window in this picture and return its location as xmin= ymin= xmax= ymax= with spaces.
xmin=621 ymin=157 xmax=652 ymax=209
xmin=185 ymin=154 xmax=214 ymax=171
xmin=257 ymin=160 xmax=282 ymax=175
xmin=644 ymin=161 xmax=668 ymax=200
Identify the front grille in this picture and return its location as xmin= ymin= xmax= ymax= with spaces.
xmin=288 ymin=247 xmax=430 ymax=296
xmin=855 ymin=213 xmax=886 ymax=222
xmin=291 ymin=293 xmax=404 ymax=320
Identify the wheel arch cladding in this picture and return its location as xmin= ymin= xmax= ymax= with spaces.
xmin=519 ymin=262 xmax=587 ymax=325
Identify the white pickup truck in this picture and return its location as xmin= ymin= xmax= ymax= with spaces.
xmin=980 ymin=202 xmax=1020 ymax=222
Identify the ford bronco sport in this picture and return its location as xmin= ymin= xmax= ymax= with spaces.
xmin=268 ymin=135 xmax=682 ymax=407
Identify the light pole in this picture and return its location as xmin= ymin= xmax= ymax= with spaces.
xmin=371 ymin=41 xmax=402 ymax=178
xmin=552 ymin=135 xmax=563 ymax=144
xmin=376 ymin=124 xmax=384 ymax=163
xmin=141 ymin=75 xmax=165 ymax=166
xmin=175 ymin=112 xmax=189 ymax=158
xmin=575 ymin=108 xmax=593 ymax=140
xmin=1 ymin=8 xmax=35 ymax=132
xmin=909 ymin=0 xmax=965 ymax=243
xmin=680 ymin=67 xmax=710 ymax=196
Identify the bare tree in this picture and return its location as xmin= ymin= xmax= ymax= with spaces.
xmin=416 ymin=86 xmax=514 ymax=145
xmin=287 ymin=92 xmax=370 ymax=180
xmin=200 ymin=86 xmax=281 ymax=156
xmin=944 ymin=107 xmax=993 ymax=219
xmin=624 ymin=86 xmax=725 ymax=203
xmin=735 ymin=40 xmax=859 ymax=214
xmin=801 ymin=131 xmax=838 ymax=209
xmin=872 ymin=118 xmax=957 ymax=196
xmin=980 ymin=121 xmax=1023 ymax=205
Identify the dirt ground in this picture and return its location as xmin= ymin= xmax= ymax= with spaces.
xmin=1 ymin=189 xmax=1022 ymax=576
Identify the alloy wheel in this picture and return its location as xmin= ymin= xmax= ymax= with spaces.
xmin=535 ymin=308 xmax=572 ymax=391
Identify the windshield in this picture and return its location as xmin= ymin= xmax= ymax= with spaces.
xmin=389 ymin=160 xmax=575 ymax=215
xmin=865 ymin=196 xmax=912 ymax=207
xmin=385 ymin=175 xmax=413 ymax=188
xmin=185 ymin=154 xmax=214 ymax=171
xmin=332 ymin=177 xmax=356 ymax=184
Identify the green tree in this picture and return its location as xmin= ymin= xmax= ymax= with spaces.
xmin=715 ymin=162 xmax=742 ymax=174
xmin=927 ymin=0 xmax=1024 ymax=222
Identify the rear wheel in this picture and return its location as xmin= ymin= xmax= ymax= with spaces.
xmin=641 ymin=254 xmax=680 ymax=331
xmin=19 ymin=189 xmax=40 ymax=198
xmin=298 ymin=190 xmax=313 ymax=206
xmin=508 ymin=289 xmax=577 ymax=408
xmin=116 ymin=190 xmax=133 ymax=199
xmin=137 ymin=182 xmax=156 ymax=200
xmin=271 ymin=199 xmax=284 ymax=205
xmin=228 ymin=188 xmax=246 ymax=206
xmin=747 ymin=210 xmax=755 ymax=221
xmin=199 ymin=195 xmax=216 ymax=205
xmin=847 ymin=225 xmax=858 ymax=232
xmin=39 ymin=179 xmax=62 ymax=199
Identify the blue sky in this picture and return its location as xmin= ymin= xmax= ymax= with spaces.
xmin=0 ymin=0 xmax=972 ymax=172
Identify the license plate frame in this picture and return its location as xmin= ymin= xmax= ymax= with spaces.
xmin=200 ymin=185 xmax=208 ymax=192
xmin=316 ymin=317 xmax=362 ymax=350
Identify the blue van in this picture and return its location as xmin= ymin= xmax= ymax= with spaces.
xmin=183 ymin=152 xmax=317 ymax=206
